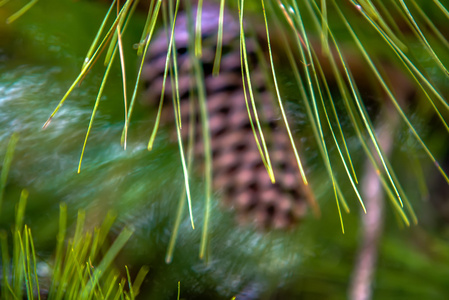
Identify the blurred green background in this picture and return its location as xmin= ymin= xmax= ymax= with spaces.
xmin=1 ymin=0 xmax=449 ymax=299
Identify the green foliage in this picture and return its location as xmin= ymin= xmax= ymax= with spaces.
xmin=1 ymin=0 xmax=449 ymax=299
xmin=0 ymin=191 xmax=148 ymax=300
xmin=0 ymin=135 xmax=148 ymax=300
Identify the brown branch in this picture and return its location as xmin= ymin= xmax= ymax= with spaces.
xmin=349 ymin=102 xmax=399 ymax=300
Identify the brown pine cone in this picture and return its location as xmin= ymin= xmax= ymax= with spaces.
xmin=141 ymin=2 xmax=316 ymax=229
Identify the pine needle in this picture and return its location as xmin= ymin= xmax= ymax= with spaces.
xmin=167 ymin=0 xmax=195 ymax=229
xmin=398 ymin=0 xmax=449 ymax=76
xmin=78 ymin=45 xmax=119 ymax=173
xmin=166 ymin=90 xmax=196 ymax=263
xmin=6 ymin=0 xmax=38 ymax=24
xmin=147 ymin=0 xmax=179 ymax=151
xmin=43 ymin=13 xmax=122 ymax=129
xmin=0 ymin=133 xmax=18 ymax=214
xmin=261 ymin=0 xmax=309 ymax=186
xmin=121 ymin=0 xmax=163 ymax=147
xmin=291 ymin=1 xmax=352 ymax=221
xmin=195 ymin=0 xmax=204 ymax=57
xmin=182 ymin=0 xmax=212 ymax=259
xmin=212 ymin=0 xmax=226 ymax=75
xmin=339 ymin=1 xmax=449 ymax=188
xmin=239 ymin=0 xmax=275 ymax=183
xmin=82 ymin=0 xmax=117 ymax=69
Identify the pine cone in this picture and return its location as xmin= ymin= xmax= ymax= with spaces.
xmin=141 ymin=2 xmax=315 ymax=229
